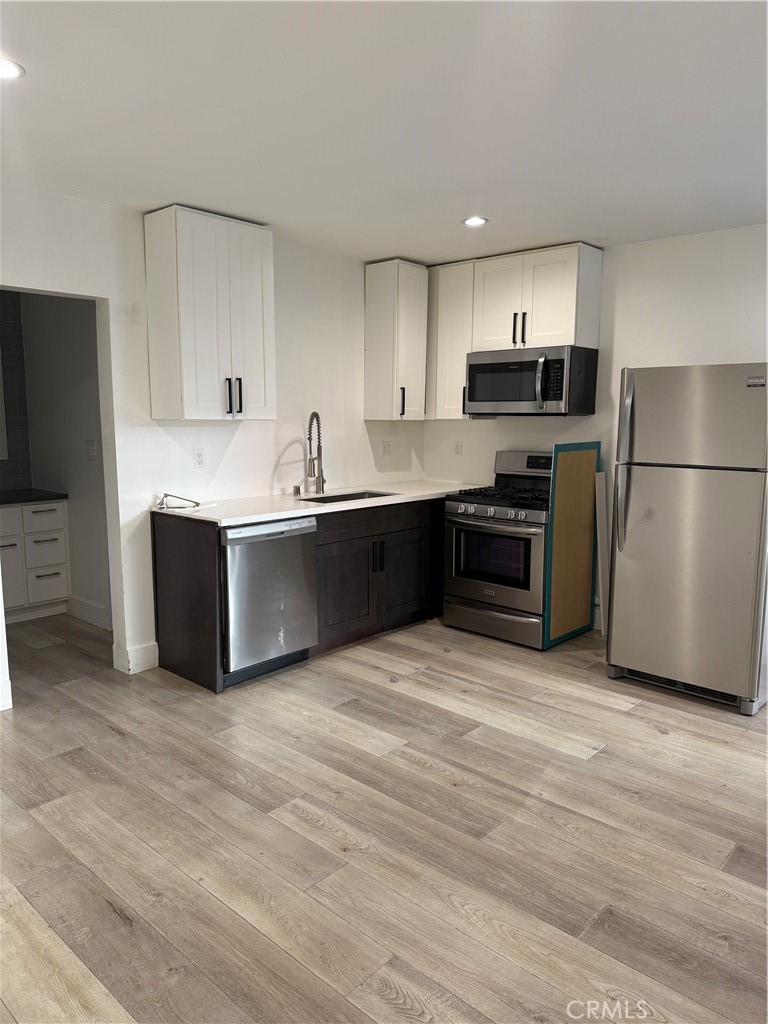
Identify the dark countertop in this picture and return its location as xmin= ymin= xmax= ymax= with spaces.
xmin=0 ymin=488 xmax=68 ymax=506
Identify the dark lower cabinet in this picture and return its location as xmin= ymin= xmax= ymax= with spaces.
xmin=316 ymin=535 xmax=378 ymax=646
xmin=314 ymin=500 xmax=441 ymax=653
xmin=152 ymin=500 xmax=444 ymax=687
xmin=378 ymin=526 xmax=432 ymax=629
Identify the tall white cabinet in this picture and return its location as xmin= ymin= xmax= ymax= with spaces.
xmin=364 ymin=260 xmax=428 ymax=421
xmin=145 ymin=206 xmax=276 ymax=421
xmin=425 ymin=262 xmax=474 ymax=420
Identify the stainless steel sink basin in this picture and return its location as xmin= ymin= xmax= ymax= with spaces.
xmin=301 ymin=490 xmax=394 ymax=504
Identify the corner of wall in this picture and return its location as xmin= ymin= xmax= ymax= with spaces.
xmin=112 ymin=639 xmax=159 ymax=675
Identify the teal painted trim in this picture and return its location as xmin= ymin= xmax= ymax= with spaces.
xmin=544 ymin=441 xmax=602 ymax=647
xmin=543 ymin=622 xmax=593 ymax=649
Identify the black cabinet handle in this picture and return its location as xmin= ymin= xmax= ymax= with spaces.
xmin=225 ymin=377 xmax=233 ymax=415
xmin=236 ymin=377 xmax=243 ymax=414
xmin=371 ymin=540 xmax=378 ymax=573
xmin=379 ymin=540 xmax=385 ymax=572
xmin=399 ymin=387 xmax=406 ymax=417
xmin=521 ymin=311 xmax=527 ymax=347
xmin=512 ymin=311 xmax=518 ymax=347
xmin=35 ymin=571 xmax=61 ymax=580
xmin=462 ymin=386 xmax=467 ymax=416
xmin=33 ymin=537 xmax=59 ymax=545
xmin=0 ymin=542 xmax=17 ymax=549
xmin=31 ymin=508 xmax=57 ymax=515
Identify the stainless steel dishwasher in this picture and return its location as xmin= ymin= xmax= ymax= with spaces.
xmin=220 ymin=517 xmax=318 ymax=674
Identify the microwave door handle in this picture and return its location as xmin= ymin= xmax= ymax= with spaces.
xmin=535 ymin=353 xmax=546 ymax=409
xmin=617 ymin=369 xmax=635 ymax=464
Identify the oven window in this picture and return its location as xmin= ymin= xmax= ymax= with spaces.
xmin=455 ymin=528 xmax=532 ymax=590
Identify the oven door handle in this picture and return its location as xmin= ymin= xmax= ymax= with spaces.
xmin=445 ymin=515 xmax=543 ymax=538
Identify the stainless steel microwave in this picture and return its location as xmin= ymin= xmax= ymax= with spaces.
xmin=465 ymin=346 xmax=598 ymax=416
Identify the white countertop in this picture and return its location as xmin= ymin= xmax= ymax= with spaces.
xmin=154 ymin=479 xmax=472 ymax=527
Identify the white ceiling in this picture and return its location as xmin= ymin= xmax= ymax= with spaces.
xmin=1 ymin=1 xmax=765 ymax=264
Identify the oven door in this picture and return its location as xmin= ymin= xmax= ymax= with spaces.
xmin=444 ymin=514 xmax=545 ymax=614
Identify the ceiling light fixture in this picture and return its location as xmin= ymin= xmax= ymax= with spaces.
xmin=462 ymin=216 xmax=487 ymax=227
xmin=0 ymin=59 xmax=26 ymax=79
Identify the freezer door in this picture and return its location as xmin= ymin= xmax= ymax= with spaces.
xmin=607 ymin=465 xmax=767 ymax=698
xmin=617 ymin=364 xmax=767 ymax=469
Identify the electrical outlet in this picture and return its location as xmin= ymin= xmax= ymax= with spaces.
xmin=193 ymin=447 xmax=205 ymax=469
xmin=454 ymin=441 xmax=463 ymax=457
xmin=379 ymin=441 xmax=392 ymax=457
xmin=86 ymin=440 xmax=97 ymax=462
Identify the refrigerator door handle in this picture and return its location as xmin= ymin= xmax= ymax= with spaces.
xmin=618 ymin=370 xmax=635 ymax=463
xmin=616 ymin=464 xmax=629 ymax=552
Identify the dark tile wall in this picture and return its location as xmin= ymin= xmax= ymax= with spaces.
xmin=0 ymin=291 xmax=33 ymax=491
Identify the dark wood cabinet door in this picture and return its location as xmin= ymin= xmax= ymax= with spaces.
xmin=378 ymin=526 xmax=432 ymax=630
xmin=315 ymin=535 xmax=378 ymax=649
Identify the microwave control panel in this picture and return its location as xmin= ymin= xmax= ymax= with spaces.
xmin=542 ymin=359 xmax=565 ymax=401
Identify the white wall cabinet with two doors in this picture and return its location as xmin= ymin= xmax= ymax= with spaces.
xmin=145 ymin=206 xmax=276 ymax=421
xmin=426 ymin=243 xmax=603 ymax=419
xmin=1 ymin=501 xmax=70 ymax=618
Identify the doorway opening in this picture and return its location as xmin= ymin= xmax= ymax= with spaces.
xmin=0 ymin=289 xmax=113 ymax=642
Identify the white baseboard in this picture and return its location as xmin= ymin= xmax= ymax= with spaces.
xmin=0 ymin=675 xmax=12 ymax=712
xmin=4 ymin=602 xmax=68 ymax=624
xmin=67 ymin=596 xmax=112 ymax=631
xmin=112 ymin=640 xmax=159 ymax=675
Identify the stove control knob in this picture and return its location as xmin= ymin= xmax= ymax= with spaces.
xmin=518 ymin=510 xmax=527 ymax=520
xmin=468 ymin=505 xmax=476 ymax=515
xmin=457 ymin=503 xmax=466 ymax=514
xmin=487 ymin=507 xmax=496 ymax=517
xmin=507 ymin=510 xmax=516 ymax=519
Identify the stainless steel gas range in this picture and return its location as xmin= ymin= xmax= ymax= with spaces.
xmin=443 ymin=445 xmax=600 ymax=650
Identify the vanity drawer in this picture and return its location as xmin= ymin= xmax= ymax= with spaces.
xmin=0 ymin=507 xmax=22 ymax=537
xmin=23 ymin=503 xmax=66 ymax=533
xmin=24 ymin=531 xmax=67 ymax=569
xmin=26 ymin=565 xmax=69 ymax=605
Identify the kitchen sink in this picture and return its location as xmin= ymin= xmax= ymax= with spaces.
xmin=301 ymin=490 xmax=394 ymax=503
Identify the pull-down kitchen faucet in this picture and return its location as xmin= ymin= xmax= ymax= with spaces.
xmin=307 ymin=411 xmax=325 ymax=493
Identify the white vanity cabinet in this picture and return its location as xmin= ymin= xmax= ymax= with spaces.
xmin=1 ymin=500 xmax=70 ymax=617
xmin=471 ymin=243 xmax=602 ymax=352
xmin=145 ymin=206 xmax=276 ymax=421
xmin=364 ymin=260 xmax=428 ymax=421
xmin=0 ymin=508 xmax=25 ymax=609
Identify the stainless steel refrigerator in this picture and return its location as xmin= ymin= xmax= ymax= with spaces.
xmin=606 ymin=362 xmax=768 ymax=715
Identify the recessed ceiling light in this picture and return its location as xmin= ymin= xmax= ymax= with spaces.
xmin=462 ymin=216 xmax=488 ymax=228
xmin=0 ymin=59 xmax=26 ymax=79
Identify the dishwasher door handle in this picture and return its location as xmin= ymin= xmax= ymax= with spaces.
xmin=221 ymin=517 xmax=317 ymax=545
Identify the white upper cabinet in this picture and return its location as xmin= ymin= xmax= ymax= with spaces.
xmin=471 ymin=243 xmax=602 ymax=351
xmin=471 ymin=254 xmax=523 ymax=351
xmin=145 ymin=206 xmax=276 ymax=420
xmin=426 ymin=262 xmax=474 ymax=420
xmin=364 ymin=260 xmax=428 ymax=421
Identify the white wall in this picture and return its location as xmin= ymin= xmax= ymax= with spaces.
xmin=424 ymin=225 xmax=768 ymax=485
xmin=22 ymin=293 xmax=112 ymax=629
xmin=0 ymin=184 xmax=424 ymax=671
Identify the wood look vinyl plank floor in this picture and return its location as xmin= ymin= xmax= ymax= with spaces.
xmin=1 ymin=614 xmax=766 ymax=1024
